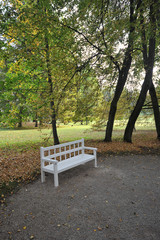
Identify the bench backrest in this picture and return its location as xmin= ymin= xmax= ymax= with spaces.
xmin=41 ymin=139 xmax=84 ymax=161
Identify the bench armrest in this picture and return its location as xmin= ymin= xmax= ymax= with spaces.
xmin=83 ymin=146 xmax=97 ymax=151
xmin=42 ymin=157 xmax=58 ymax=164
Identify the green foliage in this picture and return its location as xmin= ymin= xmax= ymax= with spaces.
xmin=1 ymin=0 xmax=160 ymax=136
xmin=0 ymin=0 xmax=81 ymax=129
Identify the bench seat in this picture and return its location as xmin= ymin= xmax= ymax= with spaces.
xmin=42 ymin=154 xmax=95 ymax=174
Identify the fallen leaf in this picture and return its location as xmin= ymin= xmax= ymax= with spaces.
xmin=63 ymin=223 xmax=68 ymax=226
xmin=98 ymin=226 xmax=102 ymax=231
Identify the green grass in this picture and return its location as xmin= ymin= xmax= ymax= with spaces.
xmin=0 ymin=123 xmax=156 ymax=150
xmin=0 ymin=125 xmax=105 ymax=149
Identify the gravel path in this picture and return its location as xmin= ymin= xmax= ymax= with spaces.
xmin=0 ymin=154 xmax=160 ymax=240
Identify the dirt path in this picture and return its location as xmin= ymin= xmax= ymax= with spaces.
xmin=0 ymin=154 xmax=160 ymax=240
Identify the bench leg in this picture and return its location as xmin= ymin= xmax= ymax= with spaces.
xmin=54 ymin=164 xmax=59 ymax=187
xmin=54 ymin=173 xmax=59 ymax=187
xmin=41 ymin=170 xmax=45 ymax=183
xmin=94 ymin=159 xmax=97 ymax=168
xmin=94 ymin=150 xmax=97 ymax=168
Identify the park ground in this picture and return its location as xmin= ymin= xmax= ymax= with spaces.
xmin=0 ymin=154 xmax=160 ymax=240
xmin=0 ymin=125 xmax=160 ymax=239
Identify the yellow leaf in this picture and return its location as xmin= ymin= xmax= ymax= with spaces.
xmin=23 ymin=226 xmax=27 ymax=230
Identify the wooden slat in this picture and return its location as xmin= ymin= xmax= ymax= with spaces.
xmin=60 ymin=148 xmax=61 ymax=161
xmin=69 ymin=145 xmax=71 ymax=158
xmin=42 ymin=139 xmax=83 ymax=151
xmin=49 ymin=147 xmax=83 ymax=158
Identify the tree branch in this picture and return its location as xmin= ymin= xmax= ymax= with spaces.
xmin=56 ymin=52 xmax=100 ymax=111
xmin=56 ymin=20 xmax=103 ymax=54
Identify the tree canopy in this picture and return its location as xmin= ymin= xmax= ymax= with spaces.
xmin=0 ymin=0 xmax=160 ymax=144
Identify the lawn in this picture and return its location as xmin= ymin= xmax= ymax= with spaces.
xmin=1 ymin=124 xmax=156 ymax=149
xmin=0 ymin=125 xmax=104 ymax=149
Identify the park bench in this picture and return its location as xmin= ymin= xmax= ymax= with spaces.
xmin=40 ymin=138 xmax=97 ymax=187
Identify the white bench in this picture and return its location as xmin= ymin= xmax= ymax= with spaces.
xmin=40 ymin=138 xmax=97 ymax=187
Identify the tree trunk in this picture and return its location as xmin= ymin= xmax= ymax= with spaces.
xmin=18 ymin=118 xmax=22 ymax=128
xmin=45 ymin=35 xmax=60 ymax=145
xmin=149 ymin=82 xmax=160 ymax=139
xmin=104 ymin=0 xmax=139 ymax=142
xmin=51 ymin=101 xmax=60 ymax=145
xmin=34 ymin=112 xmax=38 ymax=127
xmin=124 ymin=1 xmax=156 ymax=142
xmin=104 ymin=68 xmax=130 ymax=142
xmin=124 ymin=73 xmax=152 ymax=142
xmin=17 ymin=106 xmax=22 ymax=128
xmin=35 ymin=120 xmax=38 ymax=128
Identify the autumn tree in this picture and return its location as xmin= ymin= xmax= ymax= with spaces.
xmin=1 ymin=0 xmax=80 ymax=144
xmin=124 ymin=0 xmax=160 ymax=142
xmin=53 ymin=0 xmax=143 ymax=141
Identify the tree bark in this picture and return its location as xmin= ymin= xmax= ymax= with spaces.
xmin=123 ymin=72 xmax=152 ymax=142
xmin=124 ymin=1 xmax=156 ymax=142
xmin=104 ymin=0 xmax=140 ymax=142
xmin=35 ymin=120 xmax=38 ymax=128
xmin=149 ymin=82 xmax=160 ymax=139
xmin=34 ymin=112 xmax=38 ymax=127
xmin=45 ymin=35 xmax=60 ymax=145
xmin=104 ymin=66 xmax=131 ymax=141
xmin=17 ymin=106 xmax=22 ymax=128
xmin=149 ymin=1 xmax=160 ymax=140
xmin=50 ymin=101 xmax=60 ymax=145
